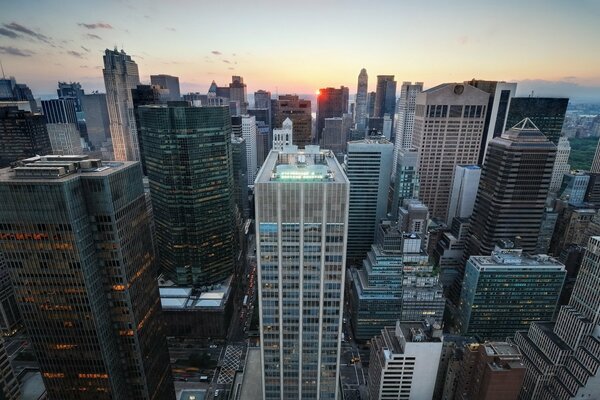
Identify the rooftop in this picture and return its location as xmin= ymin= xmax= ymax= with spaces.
xmin=159 ymin=276 xmax=231 ymax=310
xmin=469 ymin=250 xmax=565 ymax=271
xmin=256 ymin=147 xmax=347 ymax=184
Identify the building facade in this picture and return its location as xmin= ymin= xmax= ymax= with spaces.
xmin=354 ymin=69 xmax=368 ymax=129
xmin=0 ymin=155 xmax=174 ymax=400
xmin=256 ymin=147 xmax=349 ymax=400
xmin=392 ymin=82 xmax=423 ymax=177
xmin=81 ymin=93 xmax=110 ymax=151
xmin=373 ymin=75 xmax=397 ymax=119
xmin=446 ymin=165 xmax=481 ymax=225
xmin=103 ymin=48 xmax=141 ymax=161
xmin=242 ymin=115 xmax=258 ymax=184
xmin=150 ymin=74 xmax=180 ymax=101
xmin=505 ymin=97 xmax=568 ymax=144
xmin=271 ymin=95 xmax=312 ymax=148
xmin=316 ymin=86 xmax=349 ymax=144
xmin=139 ymin=104 xmax=236 ymax=286
xmin=0 ymin=107 xmax=52 ymax=168
xmin=272 ymin=117 xmax=293 ymax=151
xmin=550 ymin=136 xmax=571 ymax=193
xmin=0 ymin=338 xmax=20 ymax=400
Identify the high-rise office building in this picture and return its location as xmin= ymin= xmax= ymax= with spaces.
xmin=41 ymin=99 xmax=83 ymax=156
xmin=81 ymin=93 xmax=110 ymax=150
xmin=367 ymin=91 xmax=376 ymax=117
xmin=390 ymin=148 xmax=419 ymax=219
xmin=592 ymin=138 xmax=600 ymax=174
xmin=392 ymin=82 xmax=423 ymax=177
xmin=139 ymin=104 xmax=235 ymax=286
xmin=229 ymin=76 xmax=248 ymax=115
xmin=373 ymin=75 xmax=397 ymax=119
xmin=131 ymin=84 xmax=165 ymax=173
xmin=345 ymin=135 xmax=393 ymax=263
xmin=466 ymin=79 xmax=517 ymax=163
xmin=432 ymin=217 xmax=471 ymax=290
xmin=446 ymin=165 xmax=481 ymax=225
xmin=316 ymin=86 xmax=349 ymax=143
xmin=0 ymin=155 xmax=174 ymax=399
xmin=0 ymin=107 xmax=52 ymax=168
xmin=444 ymin=342 xmax=525 ymax=400
xmin=256 ymin=146 xmax=349 ymax=400
xmin=505 ymin=97 xmax=568 ymax=144
xmin=513 ymin=236 xmax=600 ymax=399
xmin=271 ymin=95 xmax=312 ymax=147
xmin=368 ymin=320 xmax=443 ymax=400
xmin=150 ymin=74 xmax=180 ymax=101
xmin=465 ymin=119 xmax=556 ymax=257
xmin=254 ymin=90 xmax=271 ymax=109
xmin=320 ymin=114 xmax=352 ymax=156
xmin=272 ymin=117 xmax=293 ymax=151
xmin=354 ymin=69 xmax=368 ymax=128
xmin=550 ymin=136 xmax=571 ymax=193
xmin=255 ymin=119 xmax=271 ymax=168
xmin=0 ymin=77 xmax=38 ymax=112
xmin=559 ymin=171 xmax=590 ymax=204
xmin=103 ymin=48 xmax=141 ymax=161
xmin=242 ymin=115 xmax=258 ymax=184
xmin=458 ymin=242 xmax=565 ymax=341
xmin=584 ymin=172 xmax=600 ymax=204
xmin=412 ymin=83 xmax=489 ymax=220
xmin=57 ymin=82 xmax=85 ymax=112
xmin=231 ymin=135 xmax=249 ymax=218
xmin=0 ymin=255 xmax=20 ymax=335
xmin=0 ymin=338 xmax=20 ymax=400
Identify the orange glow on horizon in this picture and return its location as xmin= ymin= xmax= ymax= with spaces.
xmin=315 ymin=90 xmax=321 ymax=96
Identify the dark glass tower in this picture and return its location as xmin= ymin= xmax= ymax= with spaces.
xmin=505 ymin=97 xmax=568 ymax=144
xmin=139 ymin=104 xmax=236 ymax=286
xmin=316 ymin=86 xmax=349 ymax=143
xmin=373 ymin=75 xmax=397 ymax=119
xmin=0 ymin=155 xmax=174 ymax=400
xmin=0 ymin=107 xmax=52 ymax=168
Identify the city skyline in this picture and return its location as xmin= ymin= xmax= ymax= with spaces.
xmin=0 ymin=1 xmax=599 ymax=101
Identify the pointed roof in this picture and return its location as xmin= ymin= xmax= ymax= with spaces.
xmin=208 ymin=80 xmax=217 ymax=94
xmin=501 ymin=118 xmax=551 ymax=143
xmin=510 ymin=117 xmax=540 ymax=131
xmin=282 ymin=117 xmax=293 ymax=128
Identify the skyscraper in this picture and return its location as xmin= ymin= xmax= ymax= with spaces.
xmin=229 ymin=76 xmax=248 ymax=115
xmin=591 ymin=138 xmax=600 ymax=174
xmin=412 ymin=83 xmax=489 ymax=220
xmin=458 ymin=242 xmax=565 ymax=341
xmin=103 ymin=48 xmax=141 ymax=161
xmin=316 ymin=86 xmax=349 ymax=143
xmin=81 ymin=93 xmax=110 ymax=150
xmin=231 ymin=135 xmax=249 ymax=218
xmin=271 ymin=95 xmax=312 ymax=147
xmin=505 ymin=97 xmax=568 ymax=144
xmin=272 ymin=117 xmax=293 ymax=151
xmin=0 ymin=155 xmax=174 ymax=399
xmin=373 ymin=75 xmax=397 ymax=119
xmin=446 ymin=165 xmax=481 ymax=225
xmin=0 ymin=77 xmax=38 ymax=112
xmin=550 ymin=136 xmax=571 ymax=193
xmin=558 ymin=171 xmax=590 ymax=204
xmin=354 ymin=68 xmax=368 ymax=128
xmin=390 ymin=147 xmax=419 ymax=219
xmin=0 ymin=338 xmax=20 ymax=399
xmin=465 ymin=79 xmax=517 ymax=163
xmin=242 ymin=115 xmax=258 ymax=184
xmin=41 ymin=98 xmax=83 ymax=155
xmin=513 ymin=236 xmax=600 ymax=399
xmin=131 ymin=84 xmax=165 ymax=173
xmin=150 ymin=74 xmax=181 ymax=101
xmin=139 ymin=104 xmax=236 ymax=286
xmin=0 ymin=255 xmax=20 ymax=335
xmin=345 ymin=135 xmax=393 ymax=263
xmin=57 ymin=81 xmax=85 ymax=112
xmin=366 ymin=91 xmax=376 ymax=117
xmin=465 ymin=119 xmax=556 ymax=257
xmin=256 ymin=146 xmax=349 ymax=400
xmin=392 ymin=82 xmax=423 ymax=177
xmin=320 ymin=114 xmax=352 ymax=156
xmin=254 ymin=89 xmax=272 ymax=109
xmin=0 ymin=107 xmax=52 ymax=168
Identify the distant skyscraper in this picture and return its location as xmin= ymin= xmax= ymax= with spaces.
xmin=0 ymin=107 xmax=52 ymax=168
xmin=242 ymin=115 xmax=258 ymax=184
xmin=345 ymin=135 xmax=393 ymax=262
xmin=320 ymin=114 xmax=352 ymax=155
xmin=256 ymin=146 xmax=349 ymax=400
xmin=390 ymin=148 xmax=419 ymax=219
xmin=447 ymin=165 xmax=481 ymax=224
xmin=366 ymin=91 xmax=376 ymax=118
xmin=316 ymin=86 xmax=349 ymax=143
xmin=254 ymin=89 xmax=271 ymax=109
xmin=505 ymin=97 xmax=568 ymax=144
xmin=466 ymin=79 xmax=517 ymax=163
xmin=41 ymin=98 xmax=83 ymax=155
xmin=559 ymin=171 xmax=590 ymax=205
xmin=514 ymin=236 xmax=600 ymax=399
xmin=373 ymin=75 xmax=397 ymax=119
xmin=231 ymin=135 xmax=249 ymax=218
xmin=81 ymin=93 xmax=110 ymax=150
xmin=272 ymin=117 xmax=293 ymax=151
xmin=0 ymin=77 xmax=38 ymax=112
xmin=368 ymin=320 xmax=443 ymax=400
xmin=57 ymin=81 xmax=85 ymax=112
xmin=229 ymin=75 xmax=248 ymax=115
xmin=103 ymin=48 xmax=141 ymax=161
xmin=355 ymin=68 xmax=368 ymax=128
xmin=0 ymin=338 xmax=20 ymax=399
xmin=131 ymin=84 xmax=165 ymax=173
xmin=271 ymin=95 xmax=312 ymax=147
xmin=0 ymin=155 xmax=175 ymax=399
xmin=550 ymin=136 xmax=571 ymax=193
xmin=465 ymin=119 xmax=556 ymax=257
xmin=150 ymin=74 xmax=181 ymax=101
xmin=139 ymin=104 xmax=236 ymax=286
xmin=412 ymin=83 xmax=489 ymax=220
xmin=392 ymin=82 xmax=423 ymax=177
xmin=458 ymin=242 xmax=565 ymax=340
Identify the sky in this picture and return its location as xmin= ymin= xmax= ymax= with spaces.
xmin=1 ymin=0 xmax=600 ymax=101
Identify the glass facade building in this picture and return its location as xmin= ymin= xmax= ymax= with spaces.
xmin=139 ymin=104 xmax=236 ymax=286
xmin=255 ymin=146 xmax=349 ymax=400
xmin=505 ymin=97 xmax=568 ymax=144
xmin=0 ymin=107 xmax=52 ymax=168
xmin=0 ymin=155 xmax=174 ymax=399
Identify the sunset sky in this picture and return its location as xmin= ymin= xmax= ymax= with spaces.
xmin=1 ymin=0 xmax=599 ymax=101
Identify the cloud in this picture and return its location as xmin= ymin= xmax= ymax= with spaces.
xmin=222 ymin=59 xmax=230 ymax=64
xmin=228 ymin=67 xmax=234 ymax=70
xmin=166 ymin=27 xmax=176 ymax=31
xmin=0 ymin=46 xmax=34 ymax=57
xmin=67 ymin=50 xmax=85 ymax=58
xmin=3 ymin=22 xmax=51 ymax=43
xmin=0 ymin=27 xmax=19 ymax=39
xmin=211 ymin=50 xmax=221 ymax=55
xmin=85 ymin=33 xmax=102 ymax=40
xmin=78 ymin=22 xmax=113 ymax=29
xmin=81 ymin=45 xmax=90 ymax=52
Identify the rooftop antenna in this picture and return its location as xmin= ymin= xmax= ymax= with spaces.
xmin=0 ymin=60 xmax=5 ymax=79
